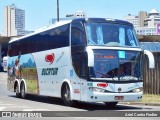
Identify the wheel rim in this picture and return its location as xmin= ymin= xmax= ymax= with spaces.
xmin=64 ymin=84 xmax=70 ymax=102
xmin=21 ymin=85 xmax=25 ymax=98
xmin=16 ymin=85 xmax=19 ymax=94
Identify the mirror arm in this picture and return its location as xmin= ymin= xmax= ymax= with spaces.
xmin=144 ymin=50 xmax=155 ymax=68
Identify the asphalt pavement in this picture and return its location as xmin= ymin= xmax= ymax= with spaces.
xmin=0 ymin=72 xmax=160 ymax=119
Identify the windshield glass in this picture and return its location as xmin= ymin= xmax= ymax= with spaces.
xmin=89 ymin=50 xmax=142 ymax=81
xmin=85 ymin=22 xmax=139 ymax=47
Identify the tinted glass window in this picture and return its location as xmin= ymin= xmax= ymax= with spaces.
xmin=72 ymin=53 xmax=88 ymax=79
xmin=90 ymin=50 xmax=142 ymax=81
xmin=36 ymin=34 xmax=47 ymax=52
xmin=9 ymin=24 xmax=70 ymax=56
xmin=28 ymin=36 xmax=37 ymax=53
xmin=8 ymin=41 xmax=20 ymax=56
xmin=71 ymin=22 xmax=86 ymax=46
xmin=48 ymin=24 xmax=70 ymax=49
xmin=20 ymin=38 xmax=28 ymax=55
xmin=86 ymin=23 xmax=139 ymax=47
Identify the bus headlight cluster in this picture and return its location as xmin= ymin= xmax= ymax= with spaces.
xmin=131 ymin=87 xmax=143 ymax=93
xmin=89 ymin=87 xmax=105 ymax=93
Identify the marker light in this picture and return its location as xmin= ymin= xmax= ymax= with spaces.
xmin=97 ymin=83 xmax=108 ymax=88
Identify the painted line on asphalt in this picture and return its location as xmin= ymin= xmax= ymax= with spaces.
xmin=0 ymin=107 xmax=6 ymax=111
xmin=23 ymin=109 xmax=48 ymax=111
xmin=75 ymin=117 xmax=108 ymax=120
xmin=0 ymin=104 xmax=14 ymax=106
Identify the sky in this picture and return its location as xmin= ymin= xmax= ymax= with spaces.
xmin=0 ymin=0 xmax=160 ymax=33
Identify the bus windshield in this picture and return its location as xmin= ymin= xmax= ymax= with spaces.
xmin=85 ymin=22 xmax=139 ymax=47
xmin=89 ymin=50 xmax=142 ymax=81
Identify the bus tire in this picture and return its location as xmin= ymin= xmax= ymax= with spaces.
xmin=62 ymin=83 xmax=74 ymax=107
xmin=20 ymin=82 xmax=26 ymax=99
xmin=15 ymin=83 xmax=21 ymax=98
xmin=104 ymin=102 xmax=118 ymax=108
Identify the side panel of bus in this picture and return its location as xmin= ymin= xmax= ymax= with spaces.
xmin=7 ymin=47 xmax=79 ymax=98
xmin=32 ymin=47 xmax=71 ymax=97
xmin=7 ymin=54 xmax=38 ymax=94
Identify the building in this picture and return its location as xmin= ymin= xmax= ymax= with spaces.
xmin=0 ymin=36 xmax=10 ymax=71
xmin=124 ymin=9 xmax=160 ymax=35
xmin=123 ymin=14 xmax=139 ymax=28
xmin=75 ymin=10 xmax=86 ymax=18
xmin=139 ymin=11 xmax=147 ymax=27
xmin=136 ymin=27 xmax=156 ymax=35
xmin=1 ymin=4 xmax=32 ymax=37
xmin=144 ymin=9 xmax=160 ymax=27
xmin=51 ymin=10 xmax=86 ymax=24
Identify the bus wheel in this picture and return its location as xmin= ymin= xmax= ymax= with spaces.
xmin=62 ymin=83 xmax=73 ymax=106
xmin=15 ymin=83 xmax=21 ymax=98
xmin=104 ymin=102 xmax=118 ymax=108
xmin=20 ymin=83 xmax=26 ymax=99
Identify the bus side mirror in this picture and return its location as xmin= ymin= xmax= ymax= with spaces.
xmin=86 ymin=47 xmax=94 ymax=67
xmin=144 ymin=50 xmax=155 ymax=68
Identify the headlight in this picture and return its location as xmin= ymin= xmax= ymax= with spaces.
xmin=89 ymin=87 xmax=105 ymax=93
xmin=131 ymin=87 xmax=143 ymax=93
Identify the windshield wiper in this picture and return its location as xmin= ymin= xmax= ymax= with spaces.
xmin=96 ymin=71 xmax=111 ymax=78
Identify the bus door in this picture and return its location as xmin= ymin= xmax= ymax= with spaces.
xmin=71 ymin=50 xmax=88 ymax=101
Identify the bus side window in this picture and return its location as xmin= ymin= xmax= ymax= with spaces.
xmin=28 ymin=36 xmax=37 ymax=53
xmin=72 ymin=53 xmax=88 ymax=79
xmin=71 ymin=22 xmax=86 ymax=46
xmin=47 ymin=24 xmax=69 ymax=50
xmin=8 ymin=44 xmax=12 ymax=57
xmin=21 ymin=38 xmax=28 ymax=55
xmin=10 ymin=41 xmax=19 ymax=56
xmin=80 ymin=53 xmax=88 ymax=79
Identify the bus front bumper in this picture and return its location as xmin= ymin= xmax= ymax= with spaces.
xmin=86 ymin=92 xmax=143 ymax=102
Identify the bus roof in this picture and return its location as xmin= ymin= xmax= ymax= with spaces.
xmin=72 ymin=18 xmax=132 ymax=26
xmin=9 ymin=18 xmax=133 ymax=43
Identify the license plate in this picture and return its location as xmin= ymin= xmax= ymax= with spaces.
xmin=115 ymin=96 xmax=124 ymax=100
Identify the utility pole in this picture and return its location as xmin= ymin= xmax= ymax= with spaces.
xmin=57 ymin=0 xmax=59 ymax=22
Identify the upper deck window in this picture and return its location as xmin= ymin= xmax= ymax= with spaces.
xmin=85 ymin=22 xmax=139 ymax=47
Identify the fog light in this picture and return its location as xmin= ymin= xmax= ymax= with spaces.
xmin=89 ymin=87 xmax=105 ymax=93
xmin=132 ymin=87 xmax=143 ymax=93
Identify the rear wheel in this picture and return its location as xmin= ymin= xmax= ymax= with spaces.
xmin=15 ymin=83 xmax=21 ymax=98
xmin=62 ymin=83 xmax=74 ymax=106
xmin=104 ymin=102 xmax=118 ymax=108
xmin=20 ymin=83 xmax=26 ymax=99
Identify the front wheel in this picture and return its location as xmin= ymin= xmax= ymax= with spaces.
xmin=104 ymin=102 xmax=118 ymax=108
xmin=62 ymin=83 xmax=74 ymax=107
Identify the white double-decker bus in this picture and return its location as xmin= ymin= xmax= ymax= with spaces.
xmin=7 ymin=18 xmax=155 ymax=107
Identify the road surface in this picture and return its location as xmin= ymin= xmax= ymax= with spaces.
xmin=0 ymin=72 xmax=159 ymax=120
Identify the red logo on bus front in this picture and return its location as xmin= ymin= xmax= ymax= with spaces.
xmin=45 ymin=53 xmax=55 ymax=65
xmin=97 ymin=83 xmax=108 ymax=88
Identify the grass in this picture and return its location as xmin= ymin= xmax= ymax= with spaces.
xmin=140 ymin=94 xmax=160 ymax=104
xmin=124 ymin=94 xmax=160 ymax=105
